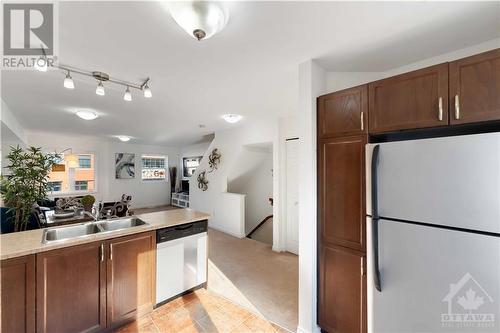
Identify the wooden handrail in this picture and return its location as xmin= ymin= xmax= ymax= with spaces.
xmin=247 ymin=215 xmax=273 ymax=238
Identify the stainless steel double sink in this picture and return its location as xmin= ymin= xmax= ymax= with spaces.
xmin=42 ymin=217 xmax=148 ymax=243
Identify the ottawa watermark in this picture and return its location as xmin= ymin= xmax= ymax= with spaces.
xmin=441 ymin=273 xmax=496 ymax=330
xmin=2 ymin=1 xmax=58 ymax=70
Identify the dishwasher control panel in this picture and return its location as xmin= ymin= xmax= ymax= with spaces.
xmin=156 ymin=220 xmax=208 ymax=243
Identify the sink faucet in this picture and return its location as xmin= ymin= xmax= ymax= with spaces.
xmin=82 ymin=210 xmax=99 ymax=221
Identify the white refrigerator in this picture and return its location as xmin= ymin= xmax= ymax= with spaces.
xmin=366 ymin=132 xmax=500 ymax=333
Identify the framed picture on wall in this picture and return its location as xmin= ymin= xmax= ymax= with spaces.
xmin=183 ymin=156 xmax=202 ymax=177
xmin=115 ymin=153 xmax=135 ymax=179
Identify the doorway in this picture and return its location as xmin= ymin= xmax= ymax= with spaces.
xmin=285 ymin=138 xmax=299 ymax=254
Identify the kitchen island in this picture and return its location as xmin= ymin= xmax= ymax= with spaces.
xmin=0 ymin=209 xmax=210 ymax=333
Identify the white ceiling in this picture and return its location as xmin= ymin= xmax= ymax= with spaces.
xmin=3 ymin=1 xmax=499 ymax=146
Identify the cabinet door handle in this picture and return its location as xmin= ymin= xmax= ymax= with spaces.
xmin=455 ymin=95 xmax=460 ymax=120
xmin=361 ymin=256 xmax=365 ymax=276
xmin=109 ymin=244 xmax=113 ymax=260
xmin=360 ymin=111 xmax=364 ymax=131
xmin=100 ymin=244 xmax=104 ymax=262
xmin=438 ymin=97 xmax=443 ymax=121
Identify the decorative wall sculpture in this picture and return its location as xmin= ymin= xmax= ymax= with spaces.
xmin=197 ymin=171 xmax=209 ymax=191
xmin=208 ymin=148 xmax=221 ymax=173
xmin=115 ymin=153 xmax=135 ymax=179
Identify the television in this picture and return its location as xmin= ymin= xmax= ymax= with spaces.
xmin=181 ymin=180 xmax=189 ymax=193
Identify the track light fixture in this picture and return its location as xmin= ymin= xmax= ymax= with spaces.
xmin=63 ymin=71 xmax=74 ymax=89
xmin=123 ymin=86 xmax=132 ymax=102
xmin=36 ymin=47 xmax=151 ymax=101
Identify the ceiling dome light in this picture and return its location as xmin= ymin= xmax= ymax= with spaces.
xmin=117 ymin=135 xmax=131 ymax=142
xmin=143 ymin=84 xmax=152 ymax=98
xmin=34 ymin=56 xmax=47 ymax=72
xmin=222 ymin=114 xmax=242 ymax=124
xmin=96 ymin=81 xmax=105 ymax=96
xmin=123 ymin=86 xmax=132 ymax=101
xmin=168 ymin=1 xmax=229 ymax=41
xmin=75 ymin=110 xmax=98 ymax=120
xmin=63 ymin=71 xmax=75 ymax=89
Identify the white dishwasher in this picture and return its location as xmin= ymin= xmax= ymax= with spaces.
xmin=155 ymin=220 xmax=207 ymax=306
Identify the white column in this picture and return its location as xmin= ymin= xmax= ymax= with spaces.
xmin=297 ymin=60 xmax=325 ymax=333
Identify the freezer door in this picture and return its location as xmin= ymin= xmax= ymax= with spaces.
xmin=367 ymin=218 xmax=500 ymax=333
xmin=367 ymin=132 xmax=500 ymax=233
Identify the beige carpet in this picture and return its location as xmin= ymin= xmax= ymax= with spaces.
xmin=207 ymin=228 xmax=298 ymax=332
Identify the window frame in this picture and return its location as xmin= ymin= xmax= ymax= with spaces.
xmin=74 ymin=180 xmax=89 ymax=191
xmin=45 ymin=150 xmax=98 ymax=197
xmin=141 ymin=155 xmax=168 ymax=181
xmin=78 ymin=155 xmax=92 ymax=169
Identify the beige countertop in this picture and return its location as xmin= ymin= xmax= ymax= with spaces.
xmin=0 ymin=209 xmax=210 ymax=260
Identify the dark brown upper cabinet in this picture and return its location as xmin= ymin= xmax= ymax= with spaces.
xmin=36 ymin=242 xmax=106 ymax=333
xmin=369 ymin=63 xmax=449 ymax=133
xmin=318 ymin=135 xmax=366 ymax=252
xmin=449 ymin=49 xmax=500 ymax=125
xmin=318 ymin=245 xmax=366 ymax=333
xmin=318 ymin=84 xmax=368 ymax=138
xmin=1 ymin=255 xmax=35 ymax=333
xmin=106 ymin=232 xmax=156 ymax=329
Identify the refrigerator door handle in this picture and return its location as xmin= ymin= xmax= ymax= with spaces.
xmin=371 ymin=144 xmax=382 ymax=292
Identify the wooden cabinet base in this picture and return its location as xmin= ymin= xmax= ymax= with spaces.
xmin=318 ymin=245 xmax=366 ymax=333
xmin=1 ymin=255 xmax=35 ymax=333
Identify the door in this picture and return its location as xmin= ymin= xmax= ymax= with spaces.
xmin=1 ymin=255 xmax=35 ymax=333
xmin=36 ymin=242 xmax=106 ymax=333
xmin=319 ymin=135 xmax=366 ymax=251
xmin=106 ymin=232 xmax=155 ymax=328
xmin=369 ymin=63 xmax=449 ymax=133
xmin=318 ymin=84 xmax=368 ymax=138
xmin=450 ymin=48 xmax=500 ymax=124
xmin=285 ymin=139 xmax=299 ymax=254
xmin=369 ymin=132 xmax=500 ymax=234
xmin=319 ymin=245 xmax=366 ymax=333
xmin=367 ymin=218 xmax=500 ymax=333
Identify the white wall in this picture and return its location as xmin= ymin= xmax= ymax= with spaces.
xmin=228 ymin=147 xmax=273 ymax=235
xmin=189 ymin=118 xmax=277 ymax=238
xmin=25 ymin=130 xmax=179 ymax=209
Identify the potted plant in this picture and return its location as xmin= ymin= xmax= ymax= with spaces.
xmin=0 ymin=146 xmax=58 ymax=232
xmin=81 ymin=195 xmax=96 ymax=212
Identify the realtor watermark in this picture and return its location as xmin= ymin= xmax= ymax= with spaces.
xmin=441 ymin=272 xmax=496 ymax=329
xmin=2 ymin=1 xmax=58 ymax=70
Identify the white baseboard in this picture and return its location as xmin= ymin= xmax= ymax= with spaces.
xmin=208 ymin=224 xmax=245 ymax=239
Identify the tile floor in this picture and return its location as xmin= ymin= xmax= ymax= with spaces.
xmin=114 ymin=288 xmax=289 ymax=333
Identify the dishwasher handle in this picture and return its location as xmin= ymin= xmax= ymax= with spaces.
xmin=156 ymin=220 xmax=208 ymax=243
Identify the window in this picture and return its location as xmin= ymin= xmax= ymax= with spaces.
xmin=79 ymin=155 xmax=91 ymax=168
xmin=142 ymin=155 xmax=167 ymax=180
xmin=47 ymin=153 xmax=96 ymax=193
xmin=75 ymin=181 xmax=88 ymax=191
xmin=48 ymin=181 xmax=62 ymax=192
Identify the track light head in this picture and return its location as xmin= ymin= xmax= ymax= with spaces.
xmin=63 ymin=71 xmax=74 ymax=89
xmin=123 ymin=86 xmax=132 ymax=101
xmin=96 ymin=81 xmax=105 ymax=96
xmin=143 ymin=84 xmax=152 ymax=98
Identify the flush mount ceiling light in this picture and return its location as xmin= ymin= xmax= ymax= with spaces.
xmin=75 ymin=110 xmax=98 ymax=120
xmin=63 ymin=71 xmax=74 ymax=89
xmin=34 ymin=47 xmax=152 ymax=101
xmin=168 ymin=1 xmax=229 ymax=41
xmin=222 ymin=114 xmax=242 ymax=124
xmin=117 ymin=135 xmax=131 ymax=142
